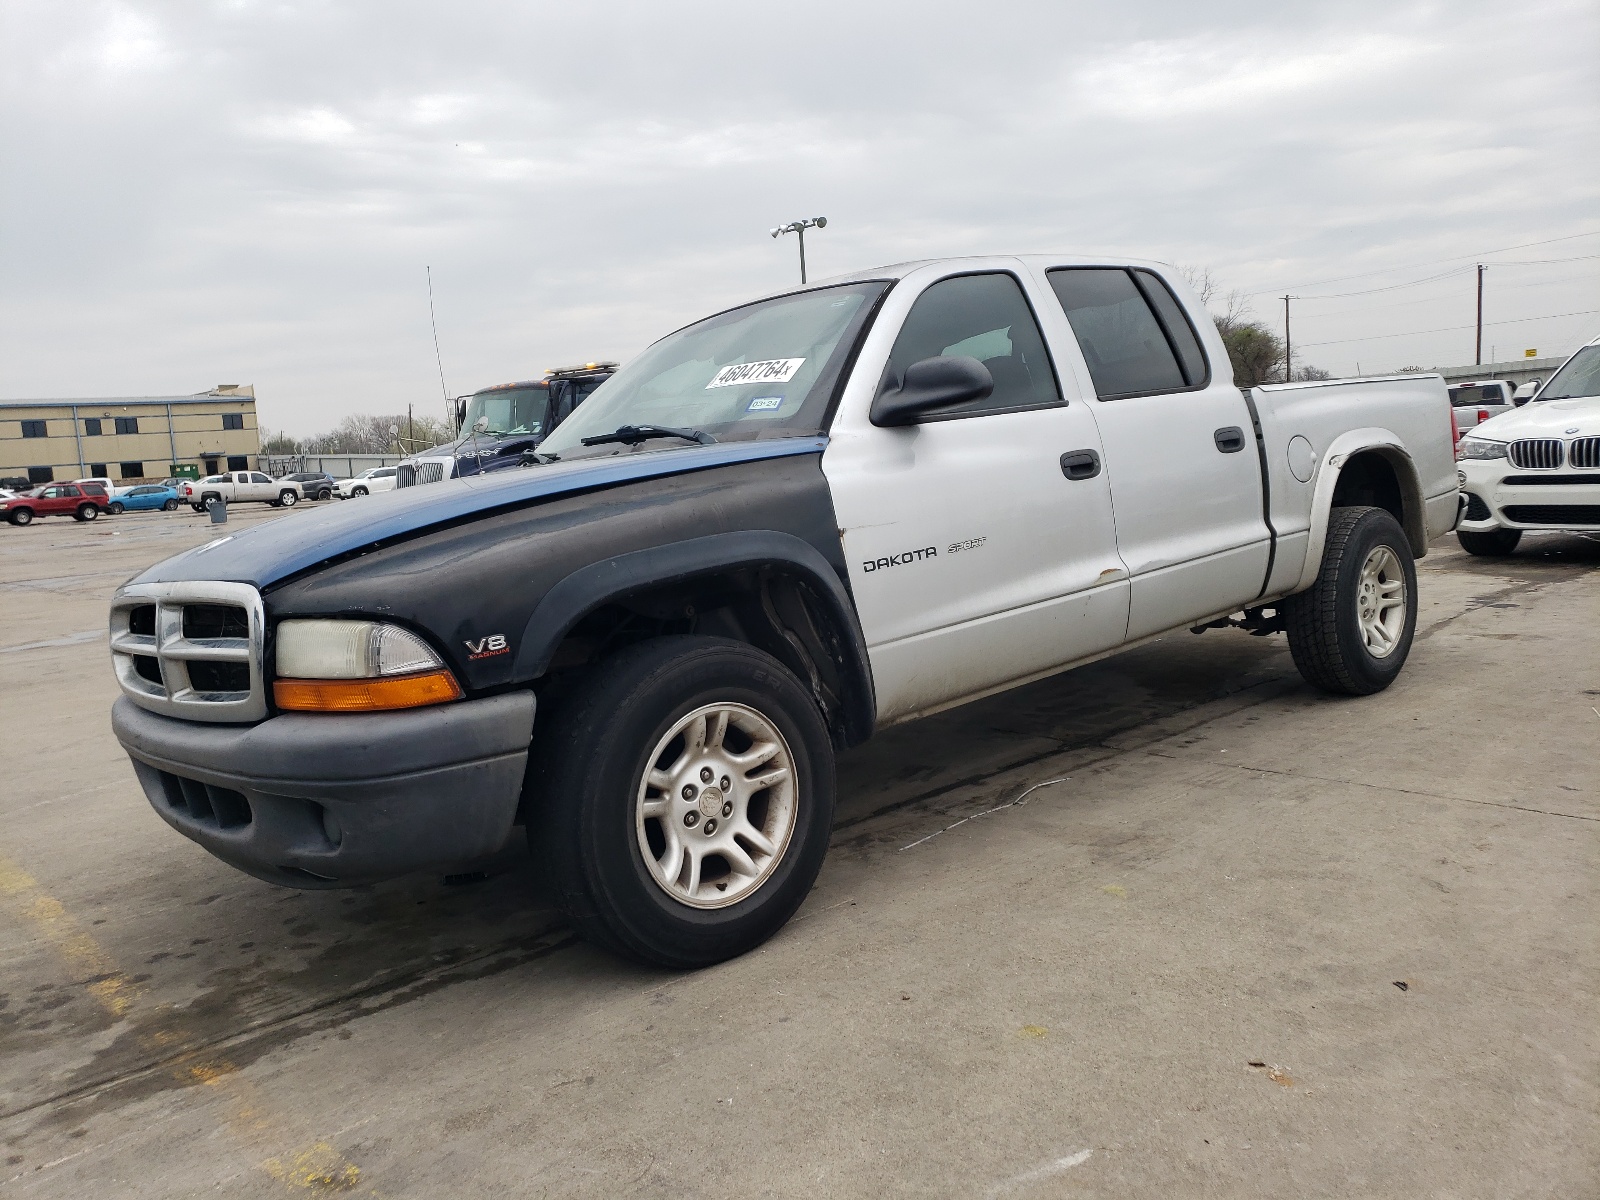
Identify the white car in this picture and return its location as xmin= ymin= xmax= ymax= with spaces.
xmin=1455 ymin=333 xmax=1600 ymax=555
xmin=335 ymin=467 xmax=399 ymax=498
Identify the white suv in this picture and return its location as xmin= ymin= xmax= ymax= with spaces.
xmin=335 ymin=467 xmax=399 ymax=498
xmin=1455 ymin=334 xmax=1600 ymax=555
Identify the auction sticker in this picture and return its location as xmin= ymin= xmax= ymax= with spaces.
xmin=706 ymin=358 xmax=805 ymax=389
xmin=746 ymin=395 xmax=784 ymax=412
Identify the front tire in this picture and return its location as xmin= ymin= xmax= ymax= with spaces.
xmin=10 ymin=508 xmax=33 ymax=526
xmin=1457 ymin=527 xmax=1521 ymax=556
xmin=529 ymin=636 xmax=836 ymax=969
xmin=278 ymin=490 xmax=298 ymax=507
xmin=1284 ymin=506 xmax=1417 ymax=696
xmin=107 ymin=501 xmax=125 ymax=515
xmin=351 ymin=486 xmax=368 ymax=497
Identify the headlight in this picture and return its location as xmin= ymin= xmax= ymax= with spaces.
xmin=1456 ymin=437 xmax=1509 ymax=461
xmin=273 ymin=620 xmax=462 ymax=712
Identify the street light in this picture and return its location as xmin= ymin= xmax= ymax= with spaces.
xmin=770 ymin=217 xmax=827 ymax=284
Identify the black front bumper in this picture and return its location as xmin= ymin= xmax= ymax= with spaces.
xmin=112 ymin=692 xmax=537 ymax=887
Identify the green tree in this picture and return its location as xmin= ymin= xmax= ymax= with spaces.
xmin=1220 ymin=322 xmax=1285 ymax=387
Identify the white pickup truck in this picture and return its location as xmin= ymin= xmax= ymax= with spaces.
xmin=179 ymin=470 xmax=303 ymax=512
xmin=110 ymin=254 xmax=1459 ymax=968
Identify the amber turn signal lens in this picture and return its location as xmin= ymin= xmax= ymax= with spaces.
xmin=273 ymin=670 xmax=463 ymax=712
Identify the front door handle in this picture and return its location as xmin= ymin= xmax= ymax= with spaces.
xmin=1060 ymin=449 xmax=1102 ymax=480
xmin=1214 ymin=426 xmax=1246 ymax=454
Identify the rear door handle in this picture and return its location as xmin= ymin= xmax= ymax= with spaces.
xmin=1060 ymin=449 xmax=1101 ymax=480
xmin=1214 ymin=426 xmax=1246 ymax=453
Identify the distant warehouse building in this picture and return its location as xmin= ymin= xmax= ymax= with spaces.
xmin=0 ymin=385 xmax=260 ymax=486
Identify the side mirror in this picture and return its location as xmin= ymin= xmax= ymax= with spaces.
xmin=870 ymin=355 xmax=994 ymax=427
xmin=473 ymin=415 xmax=489 ymax=434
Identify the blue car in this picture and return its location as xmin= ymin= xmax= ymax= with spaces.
xmin=107 ymin=485 xmax=181 ymax=514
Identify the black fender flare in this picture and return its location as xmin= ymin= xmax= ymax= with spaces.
xmin=512 ymin=530 xmax=876 ymax=743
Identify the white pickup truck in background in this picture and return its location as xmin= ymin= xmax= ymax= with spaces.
xmin=179 ymin=471 xmax=303 ymax=512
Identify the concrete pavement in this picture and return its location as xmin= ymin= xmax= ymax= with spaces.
xmin=1 ymin=506 xmax=1595 ymax=1197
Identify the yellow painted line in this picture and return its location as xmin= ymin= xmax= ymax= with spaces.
xmin=0 ymin=855 xmax=371 ymax=1194
xmin=0 ymin=858 xmax=146 ymax=1018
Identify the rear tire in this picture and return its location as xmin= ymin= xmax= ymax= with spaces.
xmin=528 ymin=636 xmax=836 ymax=969
xmin=191 ymin=504 xmax=205 ymax=513
xmin=1284 ymin=506 xmax=1417 ymax=696
xmin=77 ymin=504 xmax=98 ymax=522
xmin=1457 ymin=527 xmax=1521 ymax=556
xmin=162 ymin=499 xmax=178 ymax=511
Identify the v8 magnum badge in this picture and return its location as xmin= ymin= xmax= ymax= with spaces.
xmin=464 ymin=633 xmax=510 ymax=660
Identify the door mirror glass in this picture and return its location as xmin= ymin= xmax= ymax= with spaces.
xmin=870 ymin=356 xmax=995 ymax=427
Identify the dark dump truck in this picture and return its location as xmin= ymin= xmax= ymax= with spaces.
xmin=108 ymin=255 xmax=1456 ymax=968
xmin=396 ymin=363 xmax=615 ymax=487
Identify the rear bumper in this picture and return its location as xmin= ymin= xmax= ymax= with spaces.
xmin=112 ymin=691 xmax=536 ymax=888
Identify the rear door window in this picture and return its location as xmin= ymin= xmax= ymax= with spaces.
xmin=1047 ymin=268 xmax=1208 ymax=399
xmin=884 ymin=272 xmax=1060 ymax=419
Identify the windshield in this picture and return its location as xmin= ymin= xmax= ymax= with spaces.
xmin=1537 ymin=345 xmax=1600 ymax=401
xmin=461 ymin=385 xmax=551 ymax=437
xmin=538 ymin=281 xmax=891 ymax=458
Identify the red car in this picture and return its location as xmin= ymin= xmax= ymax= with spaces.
xmin=3 ymin=482 xmax=110 ymax=526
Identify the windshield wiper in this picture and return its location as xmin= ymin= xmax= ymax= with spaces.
xmin=579 ymin=424 xmax=717 ymax=448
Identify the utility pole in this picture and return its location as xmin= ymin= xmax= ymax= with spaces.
xmin=1282 ymin=295 xmax=1293 ymax=383
xmin=770 ymin=217 xmax=828 ymax=284
xmin=1475 ymin=264 xmax=1485 ymax=365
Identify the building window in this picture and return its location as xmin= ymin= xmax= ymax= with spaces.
xmin=119 ymin=461 xmax=144 ymax=479
xmin=226 ymin=455 xmax=249 ymax=471
xmin=90 ymin=463 xmax=108 ymax=477
xmin=203 ymin=457 xmax=220 ymax=475
xmin=84 ymin=418 xmax=103 ymax=436
xmin=27 ymin=466 xmax=54 ymax=484
xmin=222 ymin=413 xmax=244 ymax=430
xmin=22 ymin=419 xmax=47 ymax=438
xmin=114 ymin=416 xmax=139 ymax=435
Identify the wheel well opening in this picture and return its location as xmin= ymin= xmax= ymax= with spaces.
xmin=535 ymin=567 xmax=870 ymax=749
xmin=1331 ymin=450 xmax=1424 ymax=553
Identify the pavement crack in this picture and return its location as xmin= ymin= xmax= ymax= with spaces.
xmin=0 ymin=925 xmax=579 ymax=1126
xmin=1223 ymin=761 xmax=1597 ymax=823
xmin=832 ymin=673 xmax=1297 ymax=834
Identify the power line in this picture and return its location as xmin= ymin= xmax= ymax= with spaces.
xmin=426 ymin=265 xmax=449 ymax=409
xmin=1299 ymin=308 xmax=1600 ymax=349
xmin=1244 ymin=230 xmax=1600 ymax=296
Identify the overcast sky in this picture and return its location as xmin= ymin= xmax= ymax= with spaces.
xmin=2 ymin=0 xmax=1596 ymax=434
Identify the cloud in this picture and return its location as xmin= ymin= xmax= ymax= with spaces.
xmin=0 ymin=0 xmax=1596 ymax=430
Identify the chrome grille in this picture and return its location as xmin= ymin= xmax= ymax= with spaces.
xmin=109 ymin=581 xmax=267 ymax=723
xmin=396 ymin=460 xmax=446 ymax=488
xmin=1508 ymin=439 xmax=1563 ymax=469
xmin=1570 ymin=436 xmax=1600 ymax=469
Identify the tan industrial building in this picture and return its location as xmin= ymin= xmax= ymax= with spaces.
xmin=0 ymin=386 xmax=260 ymax=486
